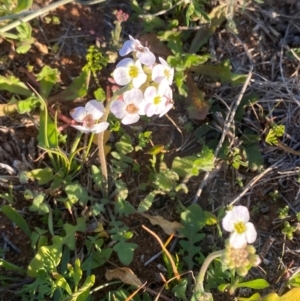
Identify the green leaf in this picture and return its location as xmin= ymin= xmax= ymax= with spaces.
xmin=189 ymin=3 xmax=227 ymax=53
xmin=69 ymin=274 xmax=95 ymax=301
xmin=0 ymin=75 xmax=32 ymax=96
xmin=48 ymin=69 xmax=90 ymax=103
xmin=260 ymin=288 xmax=300 ymax=301
xmin=17 ymin=95 xmax=40 ymax=113
xmin=16 ymin=22 xmax=32 ymax=40
xmin=172 ymin=279 xmax=188 ymax=300
xmin=115 ymin=199 xmax=135 ymax=217
xmin=81 ymin=248 xmax=112 ymax=270
xmin=172 ymin=146 xmax=214 ymax=177
xmin=113 ymin=241 xmax=137 ymax=265
xmin=153 ymin=168 xmax=179 ymax=192
xmin=27 ymin=236 xmax=63 ymax=277
xmin=138 ymin=191 xmax=159 ymax=213
xmin=218 ymin=283 xmax=230 ymax=292
xmin=204 ymin=211 xmax=218 ymax=225
xmin=1 ymin=205 xmax=31 ymax=238
xmin=0 ymin=258 xmax=26 ymax=274
xmin=115 ymin=134 xmax=134 ymax=154
xmin=62 ymin=217 xmax=86 ymax=250
xmin=91 ymin=165 xmax=102 ymax=188
xmin=73 ymin=258 xmax=83 ymax=290
xmin=190 ymin=61 xmax=247 ymax=86
xmin=94 ymin=87 xmax=106 ymax=101
xmin=52 ymin=272 xmax=72 ymax=295
xmin=36 ymin=66 xmax=60 ymax=99
xmin=237 ymin=293 xmax=262 ymax=301
xmin=243 ymin=144 xmax=264 ymax=172
xmin=38 ymin=109 xmax=58 ymax=148
xmin=16 ymin=40 xmax=34 ymax=54
xmin=236 ymin=279 xmax=270 ymax=290
xmin=179 ymin=204 xmax=206 ymax=269
xmin=26 ymin=167 xmax=54 ymax=185
xmin=65 ymin=183 xmax=89 ymax=205
xmin=16 ymin=0 xmax=33 ymax=12
xmin=29 ymin=192 xmax=49 ymax=215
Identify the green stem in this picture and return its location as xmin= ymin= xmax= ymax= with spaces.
xmin=0 ymin=0 xmax=74 ymax=34
xmin=194 ymin=250 xmax=224 ymax=296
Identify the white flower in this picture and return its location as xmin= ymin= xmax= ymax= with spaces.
xmin=159 ymin=84 xmax=173 ymax=117
xmin=222 ymin=205 xmax=257 ymax=249
xmin=152 ymin=57 xmax=174 ymax=85
xmin=143 ymin=81 xmax=172 ymax=117
xmin=111 ymin=88 xmax=145 ymax=125
xmin=119 ymin=35 xmax=156 ymax=66
xmin=113 ymin=58 xmax=147 ymax=88
xmin=70 ymin=100 xmax=109 ymax=134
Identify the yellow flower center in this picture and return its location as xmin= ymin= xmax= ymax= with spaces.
xmin=154 ymin=96 xmax=161 ymax=105
xmin=234 ymin=222 xmax=246 ymax=234
xmin=129 ymin=66 xmax=139 ymax=78
xmin=126 ymin=103 xmax=138 ymax=114
xmin=164 ymin=69 xmax=170 ymax=79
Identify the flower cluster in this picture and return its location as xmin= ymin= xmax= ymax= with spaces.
xmin=222 ymin=205 xmax=257 ymax=249
xmin=221 ymin=241 xmax=261 ymax=277
xmin=70 ymin=36 xmax=174 ymax=132
xmin=111 ymin=35 xmax=174 ymax=125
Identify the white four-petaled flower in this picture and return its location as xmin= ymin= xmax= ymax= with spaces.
xmin=119 ymin=35 xmax=156 ymax=66
xmin=113 ymin=58 xmax=147 ymax=88
xmin=152 ymin=57 xmax=174 ymax=85
xmin=70 ymin=100 xmax=109 ymax=133
xmin=110 ymin=88 xmax=145 ymax=125
xmin=144 ymin=82 xmax=172 ymax=117
xmin=222 ymin=205 xmax=257 ymax=249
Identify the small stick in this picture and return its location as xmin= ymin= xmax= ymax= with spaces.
xmin=193 ymin=68 xmax=253 ymax=204
xmin=2 ymin=233 xmax=20 ymax=254
xmin=229 ymin=162 xmax=279 ymax=206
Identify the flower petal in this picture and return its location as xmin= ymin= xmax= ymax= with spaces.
xmin=71 ymin=125 xmax=91 ymax=133
xmin=232 ymin=206 xmax=250 ymax=223
xmin=90 ymin=122 xmax=109 ymax=134
xmin=123 ymin=88 xmax=144 ymax=104
xmin=159 ymin=102 xmax=173 ymax=117
xmin=229 ymin=232 xmax=247 ymax=249
xmin=113 ymin=67 xmax=131 ymax=86
xmin=152 ymin=64 xmax=165 ymax=83
xmin=70 ymin=106 xmax=86 ymax=122
xmin=85 ymin=100 xmax=104 ymax=120
xmin=245 ymin=222 xmax=257 ymax=244
xmin=132 ymin=72 xmax=147 ymax=88
xmin=116 ymin=58 xmax=134 ymax=68
xmin=222 ymin=210 xmax=235 ymax=232
xmin=145 ymin=104 xmax=156 ymax=117
xmin=157 ymin=81 xmax=169 ymax=96
xmin=111 ymin=99 xmax=127 ymax=119
xmin=122 ymin=113 xmax=140 ymax=125
xmin=144 ymin=86 xmax=157 ymax=101
xmin=137 ymin=49 xmax=156 ymax=66
xmin=119 ymin=40 xmax=135 ymax=56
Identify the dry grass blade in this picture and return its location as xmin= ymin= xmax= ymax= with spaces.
xmin=142 ymin=224 xmax=180 ymax=281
